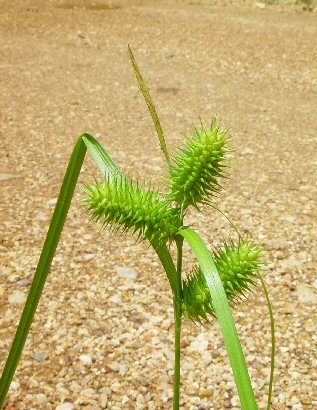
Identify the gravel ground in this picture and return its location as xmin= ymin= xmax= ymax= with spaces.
xmin=1 ymin=1 xmax=317 ymax=409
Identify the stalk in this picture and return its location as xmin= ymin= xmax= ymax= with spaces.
xmin=258 ymin=272 xmax=275 ymax=410
xmin=173 ymin=236 xmax=183 ymax=410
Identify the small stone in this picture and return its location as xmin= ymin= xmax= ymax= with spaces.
xmin=189 ymin=333 xmax=209 ymax=352
xmin=138 ymin=377 xmax=150 ymax=387
xmin=99 ymin=393 xmax=108 ymax=408
xmin=35 ymin=211 xmax=48 ymax=221
xmin=16 ymin=276 xmax=32 ymax=287
xmin=241 ymin=147 xmax=254 ymax=156
xmin=116 ymin=266 xmax=138 ymax=279
xmin=198 ymin=402 xmax=211 ymax=410
xmin=109 ymin=295 xmax=122 ymax=304
xmin=8 ymin=290 xmax=26 ymax=305
xmin=122 ymin=395 xmax=129 ymax=404
xmin=199 ymin=389 xmax=213 ymax=398
xmin=83 ymin=253 xmax=95 ymax=261
xmin=46 ymin=198 xmax=58 ymax=206
xmin=79 ymin=354 xmax=92 ymax=365
xmin=34 ymin=351 xmax=49 ymax=362
xmin=56 ymin=404 xmax=74 ymax=410
xmin=297 ymin=284 xmax=317 ymax=304
xmin=98 ymin=387 xmax=112 ymax=396
xmin=35 ymin=393 xmax=48 ymax=404
xmin=110 ymin=382 xmax=121 ymax=392
xmin=10 ymin=381 xmax=20 ymax=391
xmin=224 ymin=398 xmax=232 ymax=408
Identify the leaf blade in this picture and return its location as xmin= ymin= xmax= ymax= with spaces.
xmin=0 ymin=134 xmax=120 ymax=408
xmin=128 ymin=45 xmax=171 ymax=169
xmin=178 ymin=227 xmax=258 ymax=410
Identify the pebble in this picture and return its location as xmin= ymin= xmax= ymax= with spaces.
xmin=98 ymin=393 xmax=108 ymax=408
xmin=46 ymin=198 xmax=58 ymax=206
xmin=189 ymin=333 xmax=209 ymax=352
xmin=8 ymin=290 xmax=27 ymax=304
xmin=10 ymin=381 xmax=20 ymax=391
xmin=297 ymin=283 xmax=317 ymax=304
xmin=109 ymin=295 xmax=122 ymax=304
xmin=199 ymin=388 xmax=213 ymax=398
xmin=79 ymin=354 xmax=92 ymax=365
xmin=116 ymin=266 xmax=139 ymax=279
xmin=16 ymin=276 xmax=32 ymax=287
xmin=55 ymin=404 xmax=74 ymax=410
xmin=34 ymin=350 xmax=49 ymax=362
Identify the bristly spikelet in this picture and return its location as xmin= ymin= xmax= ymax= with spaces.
xmin=167 ymin=119 xmax=231 ymax=210
xmin=85 ymin=175 xmax=181 ymax=243
xmin=182 ymin=239 xmax=264 ymax=323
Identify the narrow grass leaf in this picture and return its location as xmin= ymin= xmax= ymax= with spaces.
xmin=0 ymin=134 xmax=120 ymax=408
xmin=128 ymin=45 xmax=171 ymax=169
xmin=178 ymin=227 xmax=258 ymax=410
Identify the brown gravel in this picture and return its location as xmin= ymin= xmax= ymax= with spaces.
xmin=1 ymin=1 xmax=317 ymax=409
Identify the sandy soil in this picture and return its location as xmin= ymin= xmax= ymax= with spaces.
xmin=0 ymin=0 xmax=317 ymax=409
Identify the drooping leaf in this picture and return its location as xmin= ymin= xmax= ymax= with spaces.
xmin=178 ymin=227 xmax=258 ymax=410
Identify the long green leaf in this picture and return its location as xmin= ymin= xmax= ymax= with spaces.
xmin=128 ymin=45 xmax=172 ymax=169
xmin=0 ymin=133 xmax=120 ymax=408
xmin=178 ymin=227 xmax=258 ymax=410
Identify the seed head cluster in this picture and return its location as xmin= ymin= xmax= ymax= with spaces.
xmin=85 ymin=175 xmax=181 ymax=243
xmin=167 ymin=119 xmax=231 ymax=210
xmin=182 ymin=239 xmax=263 ymax=323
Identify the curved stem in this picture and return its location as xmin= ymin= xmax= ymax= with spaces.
xmin=173 ymin=237 xmax=183 ymax=410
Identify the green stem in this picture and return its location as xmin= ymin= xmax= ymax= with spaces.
xmin=258 ymin=272 xmax=275 ymax=410
xmin=173 ymin=237 xmax=183 ymax=410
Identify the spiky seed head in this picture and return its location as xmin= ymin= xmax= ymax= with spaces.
xmin=167 ymin=119 xmax=231 ymax=210
xmin=182 ymin=239 xmax=264 ymax=324
xmin=85 ymin=175 xmax=181 ymax=244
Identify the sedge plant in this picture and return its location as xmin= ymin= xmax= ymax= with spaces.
xmin=0 ymin=47 xmax=275 ymax=409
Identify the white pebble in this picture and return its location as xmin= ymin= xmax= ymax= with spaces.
xmin=79 ymin=354 xmax=92 ymax=365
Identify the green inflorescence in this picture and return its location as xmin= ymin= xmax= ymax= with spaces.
xmin=167 ymin=119 xmax=231 ymax=210
xmin=182 ymin=239 xmax=264 ymax=323
xmin=85 ymin=175 xmax=182 ymax=243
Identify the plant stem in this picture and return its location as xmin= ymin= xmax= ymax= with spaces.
xmin=173 ymin=237 xmax=183 ymax=410
xmin=258 ymin=272 xmax=275 ymax=410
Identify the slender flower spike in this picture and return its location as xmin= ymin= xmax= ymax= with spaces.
xmin=182 ymin=239 xmax=264 ymax=323
xmin=85 ymin=175 xmax=182 ymax=243
xmin=167 ymin=119 xmax=231 ymax=210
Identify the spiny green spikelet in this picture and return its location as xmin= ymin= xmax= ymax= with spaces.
xmin=167 ymin=119 xmax=231 ymax=210
xmin=182 ymin=239 xmax=264 ymax=323
xmin=85 ymin=175 xmax=181 ymax=243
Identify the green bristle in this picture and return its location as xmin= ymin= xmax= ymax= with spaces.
xmin=85 ymin=175 xmax=181 ymax=243
xmin=182 ymin=239 xmax=264 ymax=323
xmin=167 ymin=119 xmax=231 ymax=210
